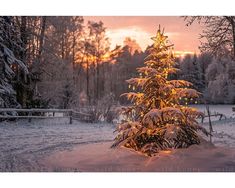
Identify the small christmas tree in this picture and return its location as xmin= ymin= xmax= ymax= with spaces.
xmin=112 ymin=26 xmax=208 ymax=156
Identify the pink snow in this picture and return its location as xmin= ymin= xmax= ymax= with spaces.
xmin=42 ymin=139 xmax=235 ymax=172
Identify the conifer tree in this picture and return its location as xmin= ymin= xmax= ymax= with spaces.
xmin=112 ymin=26 xmax=208 ymax=156
xmin=0 ymin=17 xmax=28 ymax=109
xmin=180 ymin=54 xmax=204 ymax=93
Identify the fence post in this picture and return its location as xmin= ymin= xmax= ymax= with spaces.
xmin=206 ymin=105 xmax=213 ymax=143
xmin=201 ymin=116 xmax=204 ymax=123
xmin=28 ymin=111 xmax=32 ymax=123
xmin=69 ymin=110 xmax=73 ymax=124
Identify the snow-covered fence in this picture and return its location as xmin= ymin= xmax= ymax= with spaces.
xmin=0 ymin=108 xmax=92 ymax=124
xmin=71 ymin=110 xmax=93 ymax=122
xmin=199 ymin=112 xmax=227 ymax=123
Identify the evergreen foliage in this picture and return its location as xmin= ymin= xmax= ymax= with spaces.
xmin=0 ymin=17 xmax=28 ymax=108
xmin=112 ymin=27 xmax=208 ymax=156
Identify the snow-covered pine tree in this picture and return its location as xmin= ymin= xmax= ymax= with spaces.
xmin=0 ymin=17 xmax=28 ymax=109
xmin=180 ymin=54 xmax=204 ymax=93
xmin=112 ymin=26 xmax=208 ymax=156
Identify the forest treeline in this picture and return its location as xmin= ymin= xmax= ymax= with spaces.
xmin=0 ymin=16 xmax=235 ymax=110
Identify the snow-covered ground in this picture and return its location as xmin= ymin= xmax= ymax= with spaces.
xmin=0 ymin=105 xmax=234 ymax=171
xmin=192 ymin=104 xmax=235 ymax=121
xmin=202 ymin=119 xmax=235 ymax=147
xmin=194 ymin=105 xmax=235 ymax=147
xmin=0 ymin=118 xmax=115 ymax=171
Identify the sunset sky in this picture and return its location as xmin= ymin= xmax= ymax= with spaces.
xmin=84 ymin=16 xmax=204 ymax=56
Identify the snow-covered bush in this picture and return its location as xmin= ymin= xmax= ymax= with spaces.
xmin=85 ymin=93 xmax=116 ymax=123
xmin=204 ymin=57 xmax=235 ymax=104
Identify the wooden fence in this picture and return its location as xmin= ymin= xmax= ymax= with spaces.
xmin=0 ymin=108 xmax=92 ymax=124
xmin=199 ymin=112 xmax=227 ymax=123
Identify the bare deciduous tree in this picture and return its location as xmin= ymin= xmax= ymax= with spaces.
xmin=184 ymin=16 xmax=235 ymax=59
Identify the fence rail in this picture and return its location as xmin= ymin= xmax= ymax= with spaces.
xmin=0 ymin=108 xmax=92 ymax=124
xmin=199 ymin=113 xmax=227 ymax=123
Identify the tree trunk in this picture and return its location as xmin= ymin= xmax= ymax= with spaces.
xmin=32 ymin=16 xmax=46 ymax=99
xmin=19 ymin=16 xmax=27 ymax=108
xmin=231 ymin=20 xmax=235 ymax=60
xmin=72 ymin=35 xmax=76 ymax=77
xmin=96 ymin=62 xmax=99 ymax=100
xmin=38 ymin=16 xmax=46 ymax=61
xmin=61 ymin=35 xmax=65 ymax=59
xmin=225 ymin=16 xmax=235 ymax=59
xmin=86 ymin=60 xmax=90 ymax=104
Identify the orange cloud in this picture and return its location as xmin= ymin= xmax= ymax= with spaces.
xmin=106 ymin=26 xmax=152 ymax=50
xmin=84 ymin=16 xmax=203 ymax=54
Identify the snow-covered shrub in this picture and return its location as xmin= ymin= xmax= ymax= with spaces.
xmin=204 ymin=57 xmax=235 ymax=104
xmin=85 ymin=93 xmax=116 ymax=123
